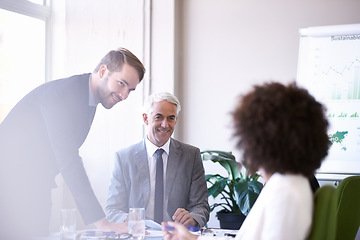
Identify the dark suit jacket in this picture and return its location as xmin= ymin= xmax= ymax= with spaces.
xmin=106 ymin=138 xmax=210 ymax=227
xmin=0 ymin=74 xmax=104 ymax=232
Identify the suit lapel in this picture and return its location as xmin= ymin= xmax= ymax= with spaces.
xmin=165 ymin=139 xmax=182 ymax=195
xmin=134 ymin=141 xmax=151 ymax=205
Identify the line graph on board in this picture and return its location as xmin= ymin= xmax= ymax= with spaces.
xmin=321 ymin=58 xmax=360 ymax=101
xmin=322 ymin=58 xmax=360 ymax=76
xmin=304 ymin=38 xmax=360 ymax=102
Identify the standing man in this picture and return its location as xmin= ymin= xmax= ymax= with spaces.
xmin=0 ymin=48 xmax=145 ymax=239
xmin=106 ymin=92 xmax=210 ymax=228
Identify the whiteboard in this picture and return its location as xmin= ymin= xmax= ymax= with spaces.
xmin=296 ymin=23 xmax=360 ymax=176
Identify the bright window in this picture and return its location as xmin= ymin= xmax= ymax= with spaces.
xmin=28 ymin=0 xmax=45 ymax=5
xmin=0 ymin=2 xmax=49 ymax=122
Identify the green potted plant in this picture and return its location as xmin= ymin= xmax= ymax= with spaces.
xmin=201 ymin=150 xmax=264 ymax=229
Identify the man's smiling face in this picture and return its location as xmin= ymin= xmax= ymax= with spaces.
xmin=96 ymin=63 xmax=139 ymax=109
xmin=143 ymin=100 xmax=178 ymax=147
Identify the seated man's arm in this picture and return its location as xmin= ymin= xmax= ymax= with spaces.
xmin=177 ymin=149 xmax=210 ymax=227
xmin=172 ymin=208 xmax=198 ymax=226
xmin=105 ymin=152 xmax=129 ymax=222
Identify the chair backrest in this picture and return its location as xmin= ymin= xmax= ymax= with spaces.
xmin=308 ymin=185 xmax=337 ymax=240
xmin=336 ymin=176 xmax=360 ymax=240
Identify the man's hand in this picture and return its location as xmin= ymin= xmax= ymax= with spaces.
xmin=172 ymin=208 xmax=197 ymax=226
xmin=94 ymin=218 xmax=128 ymax=234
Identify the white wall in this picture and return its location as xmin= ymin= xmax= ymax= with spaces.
xmin=173 ymin=0 xmax=360 ymax=228
xmin=178 ymin=0 xmax=360 ymax=150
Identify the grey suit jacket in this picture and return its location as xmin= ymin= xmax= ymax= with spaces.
xmin=106 ymin=138 xmax=210 ymax=227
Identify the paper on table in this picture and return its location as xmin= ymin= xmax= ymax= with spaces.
xmin=146 ymin=229 xmax=164 ymax=237
xmin=145 ymin=220 xmax=162 ymax=230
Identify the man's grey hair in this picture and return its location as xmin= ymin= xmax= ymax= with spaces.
xmin=144 ymin=92 xmax=181 ymax=115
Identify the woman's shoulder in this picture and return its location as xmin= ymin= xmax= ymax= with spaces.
xmin=268 ymin=173 xmax=309 ymax=187
xmin=264 ymin=173 xmax=312 ymax=200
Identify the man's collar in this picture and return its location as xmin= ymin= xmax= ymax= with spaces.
xmin=145 ymin=137 xmax=171 ymax=156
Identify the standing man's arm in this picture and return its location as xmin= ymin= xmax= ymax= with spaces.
xmin=42 ymin=99 xmax=129 ymax=233
xmin=39 ymin=86 xmax=106 ymax=225
xmin=39 ymin=80 xmax=125 ymax=233
xmin=106 ymin=152 xmax=130 ymax=222
xmin=172 ymin=148 xmax=210 ymax=227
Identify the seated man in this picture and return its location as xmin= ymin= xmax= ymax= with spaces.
xmin=106 ymin=92 xmax=210 ymax=227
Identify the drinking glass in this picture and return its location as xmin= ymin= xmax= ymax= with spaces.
xmin=61 ymin=208 xmax=77 ymax=240
xmin=128 ymin=208 xmax=145 ymax=239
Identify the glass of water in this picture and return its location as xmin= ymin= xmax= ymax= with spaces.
xmin=61 ymin=208 xmax=77 ymax=240
xmin=128 ymin=208 xmax=145 ymax=239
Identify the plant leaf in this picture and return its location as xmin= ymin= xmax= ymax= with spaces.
xmin=201 ymin=150 xmax=236 ymax=161
xmin=205 ymin=174 xmax=225 ymax=182
xmin=201 ymin=150 xmax=263 ymax=215
xmin=207 ymin=178 xmax=227 ymax=198
xmin=201 ymin=150 xmax=242 ymax=180
xmin=234 ymin=180 xmax=263 ymax=216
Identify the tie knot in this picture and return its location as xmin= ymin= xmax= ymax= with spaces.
xmin=156 ymin=148 xmax=164 ymax=156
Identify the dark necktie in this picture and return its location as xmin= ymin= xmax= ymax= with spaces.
xmin=154 ymin=148 xmax=165 ymax=223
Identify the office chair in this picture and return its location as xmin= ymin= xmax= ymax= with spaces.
xmin=307 ymin=185 xmax=337 ymax=240
xmin=336 ymin=176 xmax=360 ymax=240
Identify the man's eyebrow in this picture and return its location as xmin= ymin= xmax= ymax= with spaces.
xmin=120 ymin=79 xmax=136 ymax=91
xmin=120 ymin=79 xmax=129 ymax=86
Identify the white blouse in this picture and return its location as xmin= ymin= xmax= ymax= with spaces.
xmin=199 ymin=173 xmax=313 ymax=240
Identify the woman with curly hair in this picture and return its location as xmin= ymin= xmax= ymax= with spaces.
xmin=162 ymin=82 xmax=330 ymax=240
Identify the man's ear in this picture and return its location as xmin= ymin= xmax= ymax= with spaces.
xmin=142 ymin=113 xmax=148 ymax=125
xmin=98 ymin=65 xmax=107 ymax=78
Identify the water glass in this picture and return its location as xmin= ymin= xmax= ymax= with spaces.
xmin=128 ymin=208 xmax=145 ymax=239
xmin=61 ymin=208 xmax=77 ymax=240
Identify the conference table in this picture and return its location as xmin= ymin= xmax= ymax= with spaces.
xmin=32 ymin=219 xmax=238 ymax=240
xmin=33 ymin=228 xmax=238 ymax=240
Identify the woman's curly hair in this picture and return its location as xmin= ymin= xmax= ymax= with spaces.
xmin=232 ymin=82 xmax=330 ymax=177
